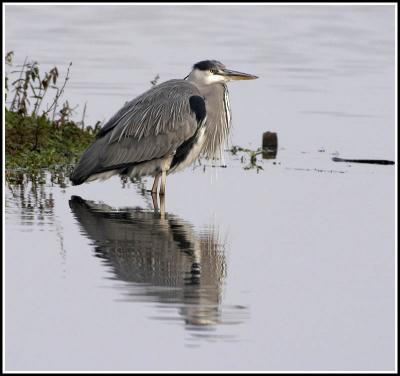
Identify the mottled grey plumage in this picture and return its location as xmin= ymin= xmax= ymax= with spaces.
xmin=70 ymin=60 xmax=258 ymax=193
xmin=71 ymin=80 xmax=201 ymax=184
xmin=199 ymin=82 xmax=231 ymax=159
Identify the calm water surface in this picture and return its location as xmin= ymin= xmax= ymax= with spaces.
xmin=5 ymin=4 xmax=396 ymax=371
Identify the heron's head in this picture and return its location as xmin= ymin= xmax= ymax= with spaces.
xmin=187 ymin=60 xmax=258 ymax=85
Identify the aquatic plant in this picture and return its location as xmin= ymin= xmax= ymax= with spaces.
xmin=229 ymin=145 xmax=264 ymax=172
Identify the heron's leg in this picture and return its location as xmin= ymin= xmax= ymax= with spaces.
xmin=151 ymin=173 xmax=161 ymax=194
xmin=151 ymin=192 xmax=159 ymax=212
xmin=159 ymin=170 xmax=167 ymax=196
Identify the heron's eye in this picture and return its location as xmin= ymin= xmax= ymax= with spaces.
xmin=210 ymin=69 xmax=218 ymax=74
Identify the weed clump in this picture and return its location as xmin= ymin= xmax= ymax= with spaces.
xmin=5 ymin=52 xmax=98 ymax=175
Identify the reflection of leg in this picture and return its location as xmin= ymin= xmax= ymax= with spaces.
xmin=151 ymin=173 xmax=160 ymax=194
xmin=159 ymin=170 xmax=167 ymax=196
xmin=159 ymin=194 xmax=165 ymax=218
xmin=151 ymin=192 xmax=159 ymax=212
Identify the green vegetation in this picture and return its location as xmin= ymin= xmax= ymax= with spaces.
xmin=228 ymin=145 xmax=264 ymax=172
xmin=5 ymin=109 xmax=97 ymax=170
xmin=5 ymin=52 xmax=98 ymax=184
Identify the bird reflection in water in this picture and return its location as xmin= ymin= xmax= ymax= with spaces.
xmin=69 ymin=196 xmax=246 ymax=335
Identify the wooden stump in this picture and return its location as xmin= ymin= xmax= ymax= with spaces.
xmin=262 ymin=132 xmax=278 ymax=159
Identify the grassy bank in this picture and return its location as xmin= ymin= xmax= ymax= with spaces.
xmin=5 ymin=109 xmax=97 ymax=170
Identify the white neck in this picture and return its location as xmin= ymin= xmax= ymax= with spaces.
xmin=186 ymin=68 xmax=226 ymax=86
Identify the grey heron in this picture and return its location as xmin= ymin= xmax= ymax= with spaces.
xmin=70 ymin=60 xmax=258 ymax=194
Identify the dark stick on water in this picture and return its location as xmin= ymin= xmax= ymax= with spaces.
xmin=332 ymin=157 xmax=395 ymax=165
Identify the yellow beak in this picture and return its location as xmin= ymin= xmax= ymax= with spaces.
xmin=221 ymin=69 xmax=258 ymax=80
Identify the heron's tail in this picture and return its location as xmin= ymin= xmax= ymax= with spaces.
xmin=70 ymin=136 xmax=127 ymax=185
xmin=69 ymin=173 xmax=86 ymax=186
xmin=70 ymin=165 xmax=89 ymax=185
xmin=69 ymin=138 xmax=105 ymax=185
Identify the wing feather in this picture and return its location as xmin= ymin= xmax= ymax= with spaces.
xmin=70 ymin=80 xmax=203 ymax=185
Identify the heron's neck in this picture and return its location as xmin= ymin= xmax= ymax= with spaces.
xmin=192 ymin=82 xmax=231 ymax=160
xmin=186 ymin=78 xmax=226 ymax=98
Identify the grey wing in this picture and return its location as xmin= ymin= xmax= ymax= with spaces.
xmin=70 ymin=80 xmax=204 ymax=185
